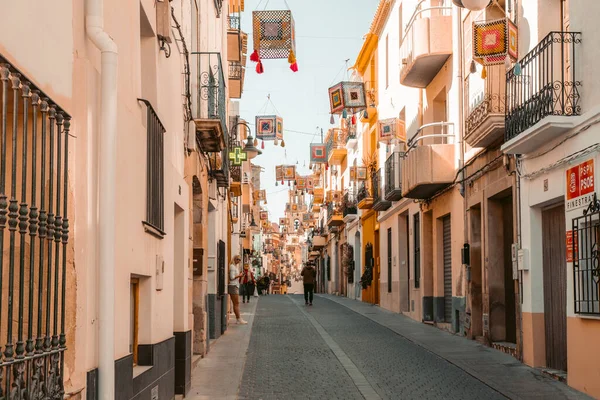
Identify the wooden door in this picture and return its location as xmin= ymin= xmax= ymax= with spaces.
xmin=542 ymin=204 xmax=567 ymax=371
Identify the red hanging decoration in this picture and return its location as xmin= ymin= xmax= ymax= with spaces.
xmin=290 ymin=62 xmax=298 ymax=72
xmin=250 ymin=49 xmax=259 ymax=62
xmin=261 ymin=140 xmax=265 ymax=149
xmin=256 ymin=61 xmax=264 ymax=74
xmin=325 ymin=163 xmax=329 ymax=171
xmin=281 ymin=180 xmax=284 ymax=185
xmin=351 ymin=114 xmax=356 ymax=125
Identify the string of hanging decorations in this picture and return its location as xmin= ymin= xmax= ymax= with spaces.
xmin=250 ymin=0 xmax=298 ymax=74
xmin=255 ymin=94 xmax=285 ymax=149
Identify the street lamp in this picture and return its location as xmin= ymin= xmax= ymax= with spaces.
xmin=243 ymin=135 xmax=261 ymax=160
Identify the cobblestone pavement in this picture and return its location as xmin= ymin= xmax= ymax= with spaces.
xmin=239 ymin=295 xmax=507 ymax=400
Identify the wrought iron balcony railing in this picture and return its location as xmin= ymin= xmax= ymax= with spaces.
xmin=228 ymin=14 xmax=241 ymax=30
xmin=342 ymin=191 xmax=358 ymax=217
xmin=191 ymin=52 xmax=228 ymax=147
xmin=505 ymin=31 xmax=582 ymax=142
xmin=384 ymin=151 xmax=403 ymax=201
xmin=229 ymin=61 xmax=243 ymax=80
xmin=356 ymin=182 xmax=370 ymax=203
xmin=464 ymin=64 xmax=505 ymax=144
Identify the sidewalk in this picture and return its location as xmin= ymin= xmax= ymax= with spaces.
xmin=188 ymin=299 xmax=258 ymax=400
xmin=322 ymin=294 xmax=593 ymax=400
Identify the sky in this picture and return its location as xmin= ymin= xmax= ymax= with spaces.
xmin=239 ymin=0 xmax=380 ymax=222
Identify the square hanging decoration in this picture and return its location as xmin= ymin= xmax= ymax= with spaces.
xmin=296 ymin=177 xmax=306 ymax=190
xmin=252 ymin=10 xmax=296 ymax=60
xmin=256 ymin=115 xmax=283 ymax=141
xmin=279 ymin=217 xmax=288 ymax=226
xmin=306 ymin=177 xmax=314 ymax=191
xmin=356 ymin=166 xmax=368 ymax=181
xmin=378 ymin=118 xmax=397 ymax=143
xmin=283 ymin=165 xmax=296 ymax=180
xmin=328 ymin=81 xmax=367 ymax=115
xmin=260 ymin=211 xmax=269 ymax=220
xmin=257 ymin=189 xmax=266 ymax=201
xmin=310 ymin=143 xmax=327 ymax=163
xmin=275 ymin=165 xmax=284 ymax=181
xmin=473 ymin=18 xmax=518 ymax=65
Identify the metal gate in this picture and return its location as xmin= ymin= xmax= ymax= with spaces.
xmin=0 ymin=60 xmax=70 ymax=399
xmin=443 ymin=216 xmax=452 ymax=322
xmin=542 ymin=205 xmax=567 ymax=371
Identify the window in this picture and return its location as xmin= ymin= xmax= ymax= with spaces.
xmin=385 ymin=34 xmax=389 ymax=88
xmin=414 ymin=213 xmax=420 ymax=288
xmin=139 ymin=99 xmax=165 ymax=236
xmin=130 ymin=278 xmax=140 ymax=365
xmin=572 ymin=204 xmax=600 ymax=315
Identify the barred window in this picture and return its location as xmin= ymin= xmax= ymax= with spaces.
xmin=139 ymin=99 xmax=165 ymax=237
xmin=572 ymin=198 xmax=600 ymax=315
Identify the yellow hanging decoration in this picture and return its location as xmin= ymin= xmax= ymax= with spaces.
xmin=288 ymin=49 xmax=296 ymax=64
xmin=481 ymin=66 xmax=487 ymax=79
xmin=281 ymin=139 xmax=285 ymax=147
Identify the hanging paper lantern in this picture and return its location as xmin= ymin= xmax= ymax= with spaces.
xmin=462 ymin=0 xmax=491 ymax=11
xmin=328 ymin=81 xmax=367 ymax=116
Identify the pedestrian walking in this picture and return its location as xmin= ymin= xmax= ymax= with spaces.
xmin=301 ymin=263 xmax=316 ymax=306
xmin=228 ymin=255 xmax=247 ymax=324
xmin=240 ymin=264 xmax=256 ymax=304
xmin=263 ymin=274 xmax=270 ymax=295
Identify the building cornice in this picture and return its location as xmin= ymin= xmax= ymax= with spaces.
xmin=369 ymin=0 xmax=395 ymax=37
xmin=353 ymin=0 xmax=394 ymax=75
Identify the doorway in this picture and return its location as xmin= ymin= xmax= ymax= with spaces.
xmin=469 ymin=205 xmax=483 ymax=339
xmin=487 ymin=193 xmax=516 ymax=344
xmin=398 ymin=213 xmax=410 ymax=312
xmin=542 ymin=204 xmax=567 ymax=371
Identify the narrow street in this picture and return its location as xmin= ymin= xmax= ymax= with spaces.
xmin=191 ymin=295 xmax=591 ymax=400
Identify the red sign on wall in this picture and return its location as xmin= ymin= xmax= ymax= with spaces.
xmin=566 ymin=159 xmax=595 ymax=211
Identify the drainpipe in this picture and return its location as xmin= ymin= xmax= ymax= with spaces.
xmin=85 ymin=0 xmax=118 ymax=399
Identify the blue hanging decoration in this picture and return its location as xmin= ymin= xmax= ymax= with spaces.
xmin=514 ymin=62 xmax=522 ymax=76
xmin=363 ymin=109 xmax=369 ymax=119
xmin=342 ymin=109 xmax=348 ymax=119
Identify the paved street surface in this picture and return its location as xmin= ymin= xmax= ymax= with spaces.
xmin=191 ymin=295 xmax=592 ymax=400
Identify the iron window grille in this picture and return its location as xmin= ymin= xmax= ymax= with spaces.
xmin=572 ymin=193 xmax=600 ymax=315
xmin=0 ymin=58 xmax=71 ymax=398
xmin=505 ymin=31 xmax=582 ymax=142
xmin=139 ymin=99 xmax=166 ymax=237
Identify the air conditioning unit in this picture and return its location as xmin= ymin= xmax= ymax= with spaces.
xmin=186 ymin=121 xmax=196 ymax=152
xmin=208 ymin=179 xmax=217 ymax=200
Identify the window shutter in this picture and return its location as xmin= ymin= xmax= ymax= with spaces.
xmin=156 ymin=0 xmax=172 ymax=43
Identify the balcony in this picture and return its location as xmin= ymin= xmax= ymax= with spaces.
xmin=228 ymin=61 xmax=245 ymax=99
xmin=227 ymin=14 xmax=248 ymax=62
xmin=327 ymin=201 xmax=344 ymax=227
xmin=326 ymin=129 xmax=347 ymax=166
xmin=342 ymin=191 xmax=358 ymax=223
xmin=208 ymin=151 xmax=229 ymax=189
xmin=502 ymin=31 xmax=582 ymax=154
xmin=400 ymin=1 xmax=452 ymax=88
xmin=357 ymin=182 xmax=373 ymax=210
xmin=464 ymin=65 xmax=506 ymax=148
xmin=402 ymin=122 xmax=455 ymax=199
xmin=372 ymin=169 xmax=391 ymax=211
xmin=313 ymin=187 xmax=324 ymax=205
xmin=192 ymin=52 xmax=227 ymax=152
xmin=384 ymin=151 xmax=403 ymax=201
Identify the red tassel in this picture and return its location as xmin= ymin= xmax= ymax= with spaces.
xmin=250 ymin=49 xmax=259 ymax=62
xmin=256 ymin=61 xmax=264 ymax=74
xmin=282 ymin=180 xmax=284 ymax=185
xmin=351 ymin=114 xmax=356 ymax=125
xmin=290 ymin=62 xmax=298 ymax=72
xmin=261 ymin=140 xmax=265 ymax=149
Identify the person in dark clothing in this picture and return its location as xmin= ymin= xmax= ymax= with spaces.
xmin=301 ymin=263 xmax=317 ymax=305
xmin=240 ymin=264 xmax=256 ymax=303
xmin=263 ymin=275 xmax=270 ymax=295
